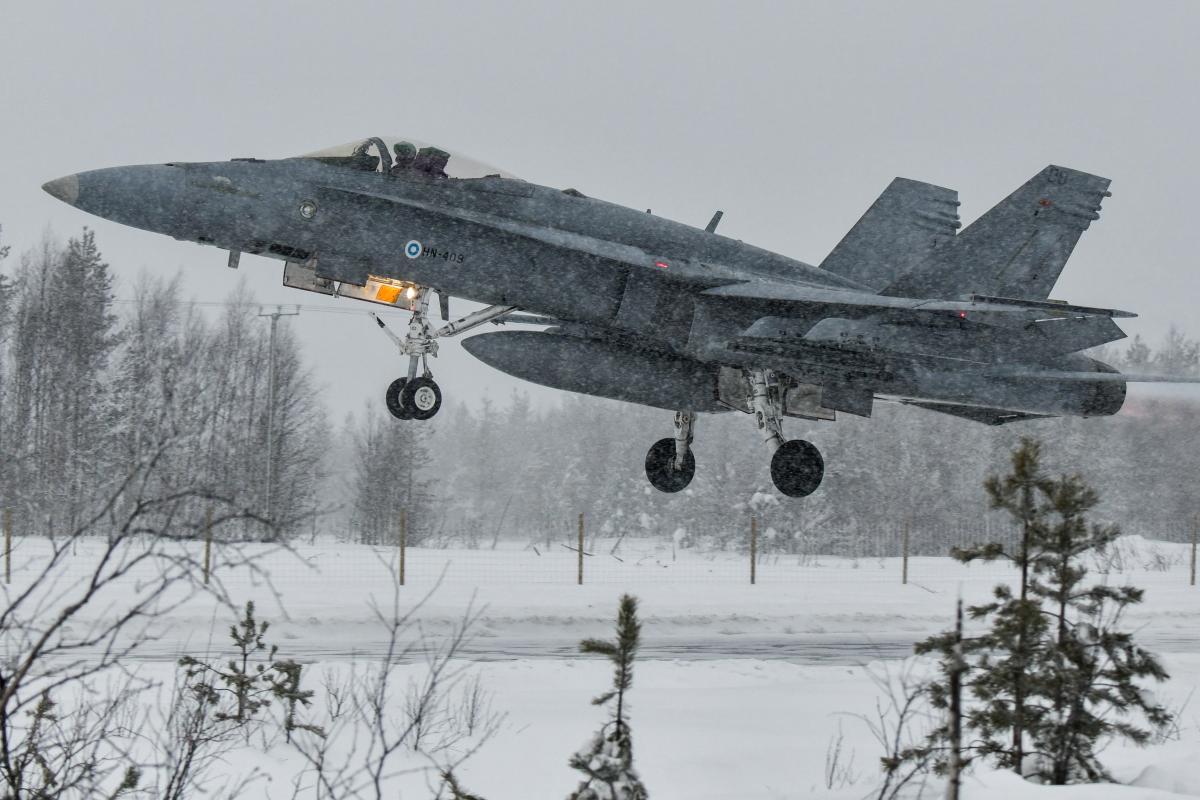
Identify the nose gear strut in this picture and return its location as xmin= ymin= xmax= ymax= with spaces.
xmin=372 ymin=289 xmax=516 ymax=421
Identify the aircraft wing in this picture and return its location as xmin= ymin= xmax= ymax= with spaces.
xmin=987 ymin=368 xmax=1200 ymax=383
xmin=819 ymin=177 xmax=960 ymax=290
xmin=701 ymin=282 xmax=1136 ymax=319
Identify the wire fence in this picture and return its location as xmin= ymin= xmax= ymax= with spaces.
xmin=4 ymin=514 xmax=1196 ymax=590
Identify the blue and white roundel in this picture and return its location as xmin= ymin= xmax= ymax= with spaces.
xmin=404 ymin=240 xmax=422 ymax=259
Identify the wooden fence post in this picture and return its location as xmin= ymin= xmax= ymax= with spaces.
xmin=577 ymin=513 xmax=584 ymax=585
xmin=1190 ymin=515 xmax=1197 ymax=588
xmin=945 ymin=595 xmax=965 ymax=800
xmin=4 ymin=507 xmax=11 ymax=586
xmin=203 ymin=507 xmax=213 ymax=586
xmin=902 ymin=520 xmax=910 ymax=586
xmin=750 ymin=515 xmax=757 ymax=585
xmin=399 ymin=509 xmax=407 ymax=587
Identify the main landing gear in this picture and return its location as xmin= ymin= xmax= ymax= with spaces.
xmin=374 ymin=288 xmax=515 ymax=422
xmin=643 ymin=369 xmax=825 ymax=498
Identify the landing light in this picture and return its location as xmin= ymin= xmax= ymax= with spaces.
xmin=406 ymin=287 xmax=417 ymax=300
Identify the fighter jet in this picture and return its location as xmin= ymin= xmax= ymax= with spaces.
xmin=42 ymin=137 xmax=1193 ymax=497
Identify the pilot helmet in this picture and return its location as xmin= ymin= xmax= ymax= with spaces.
xmin=393 ymin=141 xmax=417 ymax=159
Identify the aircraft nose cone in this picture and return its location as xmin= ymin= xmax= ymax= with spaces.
xmin=42 ymin=174 xmax=80 ymax=205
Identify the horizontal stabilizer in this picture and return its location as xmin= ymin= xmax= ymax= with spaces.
xmin=884 ymin=165 xmax=1112 ymax=300
xmin=1021 ymin=316 xmax=1127 ymax=354
xmin=820 ymin=178 xmax=960 ymax=290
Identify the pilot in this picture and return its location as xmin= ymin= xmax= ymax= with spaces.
xmin=389 ymin=142 xmax=416 ymax=175
xmin=349 ymin=141 xmax=378 ymax=172
xmin=413 ymin=146 xmax=450 ymax=178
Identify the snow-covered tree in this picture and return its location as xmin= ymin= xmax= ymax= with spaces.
xmin=568 ymin=594 xmax=648 ymax=800
xmin=349 ymin=402 xmax=435 ymax=545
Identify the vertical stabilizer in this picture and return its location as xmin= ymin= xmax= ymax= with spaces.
xmin=820 ymin=178 xmax=960 ymax=290
xmin=883 ymin=165 xmax=1111 ymax=300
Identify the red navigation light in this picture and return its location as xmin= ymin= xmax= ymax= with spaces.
xmin=958 ymin=311 xmax=967 ymax=319
xmin=654 ymin=261 xmax=669 ymax=269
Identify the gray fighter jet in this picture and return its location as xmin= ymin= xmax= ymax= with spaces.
xmin=42 ymin=137 xmax=1193 ymax=497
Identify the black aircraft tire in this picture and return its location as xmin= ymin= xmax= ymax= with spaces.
xmin=645 ymin=437 xmax=696 ymax=493
xmin=385 ymin=378 xmax=412 ymax=420
xmin=401 ymin=376 xmax=442 ymax=421
xmin=770 ymin=440 xmax=824 ymax=498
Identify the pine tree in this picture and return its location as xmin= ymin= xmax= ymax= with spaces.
xmin=917 ymin=439 xmax=1174 ymax=785
xmin=180 ymin=601 xmax=278 ymax=726
xmin=942 ymin=436 xmax=1051 ymax=772
xmin=568 ymin=594 xmax=648 ymax=800
xmin=1022 ymin=475 xmax=1171 ymax=783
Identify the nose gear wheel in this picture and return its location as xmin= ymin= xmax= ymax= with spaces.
xmin=401 ymin=376 xmax=442 ymax=420
xmin=385 ymin=377 xmax=413 ymax=420
xmin=645 ymin=438 xmax=695 ymax=493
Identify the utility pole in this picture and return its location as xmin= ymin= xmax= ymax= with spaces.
xmin=258 ymin=305 xmax=300 ymax=525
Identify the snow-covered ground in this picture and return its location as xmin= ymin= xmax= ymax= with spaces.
xmin=6 ymin=533 xmax=1196 ymax=662
xmin=5 ymin=534 xmax=1199 ymax=797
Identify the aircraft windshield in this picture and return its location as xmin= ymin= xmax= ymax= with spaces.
xmin=300 ymin=137 xmax=519 ymax=180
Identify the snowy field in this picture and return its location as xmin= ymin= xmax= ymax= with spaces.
xmin=5 ymin=534 xmax=1199 ymax=797
xmin=5 ymin=533 xmax=1196 ymax=661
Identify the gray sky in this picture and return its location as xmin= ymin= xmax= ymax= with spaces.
xmin=2 ymin=1 xmax=1197 ymax=418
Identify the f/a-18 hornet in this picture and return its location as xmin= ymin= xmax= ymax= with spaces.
xmin=43 ymin=137 xmax=1191 ymax=497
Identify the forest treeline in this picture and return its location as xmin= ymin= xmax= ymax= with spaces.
xmin=1 ymin=226 xmax=1197 ymax=553
xmin=0 ymin=228 xmax=328 ymax=539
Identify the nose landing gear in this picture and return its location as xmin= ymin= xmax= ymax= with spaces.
xmin=645 ymin=411 xmax=696 ymax=492
xmin=373 ymin=288 xmax=515 ymax=422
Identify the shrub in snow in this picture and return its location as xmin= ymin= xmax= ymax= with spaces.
xmin=180 ymin=600 xmax=322 ymax=742
xmin=567 ymin=594 xmax=648 ymax=800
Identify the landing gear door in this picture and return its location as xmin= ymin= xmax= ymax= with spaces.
xmin=283 ymin=260 xmax=335 ymax=296
xmin=717 ymin=367 xmax=750 ymax=413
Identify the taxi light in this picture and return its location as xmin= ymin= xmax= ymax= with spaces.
xmin=405 ymin=287 xmax=417 ymax=300
xmin=375 ymin=284 xmax=401 ymax=304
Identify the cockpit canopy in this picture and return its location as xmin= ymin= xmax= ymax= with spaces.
xmin=300 ymin=137 xmax=519 ymax=180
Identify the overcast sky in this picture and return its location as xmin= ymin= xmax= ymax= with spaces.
xmin=2 ymin=2 xmax=1197 ymax=419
